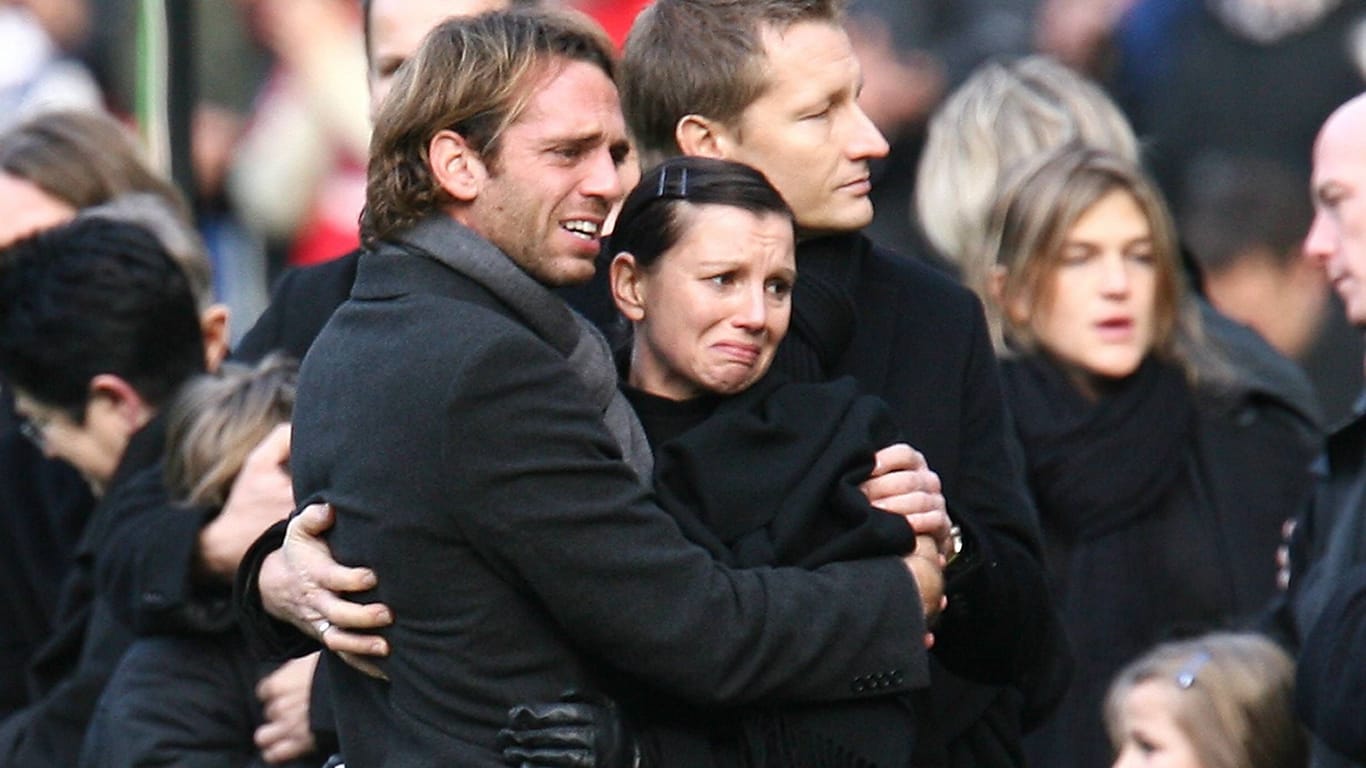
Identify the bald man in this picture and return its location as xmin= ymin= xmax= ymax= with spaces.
xmin=1270 ymin=92 xmax=1366 ymax=765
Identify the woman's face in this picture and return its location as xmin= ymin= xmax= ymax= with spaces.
xmin=615 ymin=204 xmax=796 ymax=400
xmin=1010 ymin=188 xmax=1158 ymax=385
xmin=1111 ymin=681 xmax=1204 ymax=768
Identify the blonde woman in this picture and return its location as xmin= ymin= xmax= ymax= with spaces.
xmin=978 ymin=144 xmax=1316 ymax=768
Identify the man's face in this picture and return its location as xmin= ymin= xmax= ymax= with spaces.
xmin=1305 ymin=98 xmax=1366 ymax=327
xmin=466 ymin=60 xmax=631 ymax=287
xmin=716 ymin=21 xmax=889 ymax=239
xmin=14 ymin=391 xmax=129 ymax=496
xmin=366 ymin=0 xmax=509 ymax=120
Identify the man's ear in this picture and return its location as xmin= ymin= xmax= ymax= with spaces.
xmin=430 ymin=129 xmax=487 ymax=202
xmin=676 ymin=114 xmax=734 ymax=159
xmin=199 ymin=304 xmax=231 ymax=373
xmin=610 ymin=252 xmax=647 ymax=322
xmin=87 ymin=374 xmax=153 ymax=432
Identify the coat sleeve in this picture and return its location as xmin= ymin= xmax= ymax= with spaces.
xmin=93 ymin=469 xmax=236 ymax=636
xmin=1296 ymin=562 xmax=1366 ymax=761
xmin=436 ymin=329 xmax=931 ymax=706
xmin=931 ymin=295 xmax=1071 ymax=705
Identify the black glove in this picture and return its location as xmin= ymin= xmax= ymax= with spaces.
xmin=497 ymin=691 xmax=641 ymax=768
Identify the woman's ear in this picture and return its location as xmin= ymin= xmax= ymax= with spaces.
xmin=429 ymin=129 xmax=487 ymax=202
xmin=994 ymin=266 xmax=1032 ymax=326
xmin=987 ymin=265 xmax=1008 ymax=305
xmin=676 ymin=114 xmax=733 ymax=159
xmin=610 ymin=253 xmax=648 ymax=322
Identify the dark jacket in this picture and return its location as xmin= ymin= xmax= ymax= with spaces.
xmin=1297 ymin=561 xmax=1366 ymax=763
xmin=625 ymin=374 xmax=921 ymax=767
xmin=1263 ymin=405 xmax=1366 ymax=768
xmin=288 ymin=220 xmax=929 ymax=766
xmin=510 ymin=229 xmax=1067 ymax=767
xmin=0 ymin=424 xmax=92 ymax=718
xmin=235 ymin=250 xmax=359 ymax=364
xmin=1006 ymin=355 xmax=1318 ymax=768
xmin=0 ymin=416 xmax=167 ymax=767
xmin=79 ymin=631 xmax=322 ymax=768
xmin=236 ymin=229 xmax=1066 ymax=768
xmin=783 ymin=234 xmax=1067 ymax=768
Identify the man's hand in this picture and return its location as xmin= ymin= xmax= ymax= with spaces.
xmin=905 ymin=534 xmax=947 ymax=648
xmin=198 ymin=424 xmax=295 ymax=581
xmin=259 ymin=503 xmax=393 ymax=676
xmin=255 ymin=653 xmax=319 ymax=764
xmin=861 ymin=443 xmax=954 ymax=558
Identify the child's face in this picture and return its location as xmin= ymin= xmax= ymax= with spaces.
xmin=1112 ymin=681 xmax=1203 ymax=768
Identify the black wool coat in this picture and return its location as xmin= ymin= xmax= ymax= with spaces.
xmin=288 ymin=223 xmax=930 ymax=767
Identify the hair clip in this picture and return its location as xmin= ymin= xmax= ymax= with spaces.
xmin=1175 ymin=650 xmax=1211 ymax=690
xmin=655 ymin=164 xmax=690 ymax=199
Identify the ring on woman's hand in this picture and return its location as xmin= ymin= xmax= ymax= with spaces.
xmin=315 ymin=619 xmax=333 ymax=637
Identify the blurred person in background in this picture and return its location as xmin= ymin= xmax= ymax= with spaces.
xmin=1106 ymin=632 xmax=1306 ymax=768
xmin=227 ymin=0 xmax=370 ymax=272
xmin=970 ymin=144 xmax=1316 ymax=768
xmin=0 ymin=0 xmax=101 ymax=129
xmin=0 ymin=218 xmax=206 ymax=767
xmin=0 ymin=109 xmax=229 ymax=718
xmin=845 ymin=0 xmax=1035 ymax=258
xmin=1181 ymin=153 xmax=1363 ymax=425
xmin=80 ymin=354 xmax=321 ymax=768
xmin=1110 ymin=0 xmax=1366 ymax=215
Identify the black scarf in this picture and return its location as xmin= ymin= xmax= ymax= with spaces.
xmin=1000 ymin=355 xmax=1195 ymax=543
xmin=771 ymin=234 xmax=861 ymax=382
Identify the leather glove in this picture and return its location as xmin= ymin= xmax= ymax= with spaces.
xmin=497 ymin=691 xmax=641 ymax=768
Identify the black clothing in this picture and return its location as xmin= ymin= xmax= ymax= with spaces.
xmin=782 ymin=234 xmax=1067 ymax=768
xmin=235 ymin=250 xmax=360 ymax=364
xmin=1297 ymin=562 xmax=1366 ymax=762
xmin=1268 ymin=404 xmax=1366 ymax=652
xmin=287 ymin=217 xmax=928 ymax=766
xmin=91 ymin=252 xmax=359 ymax=639
xmin=1005 ymin=354 xmax=1318 ymax=768
xmin=0 ymin=426 xmax=92 ymax=718
xmin=80 ymin=632 xmax=323 ymax=768
xmin=628 ymin=373 xmax=920 ymax=767
xmin=577 ymin=231 xmax=1070 ymax=766
xmin=236 ymin=227 xmax=1065 ymax=768
xmin=0 ymin=416 xmax=167 ymax=767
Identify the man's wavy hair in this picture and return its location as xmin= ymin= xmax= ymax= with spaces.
xmin=362 ymin=8 xmax=615 ymax=244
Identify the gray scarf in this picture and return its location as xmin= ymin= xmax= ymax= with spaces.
xmin=397 ymin=215 xmax=653 ymax=479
